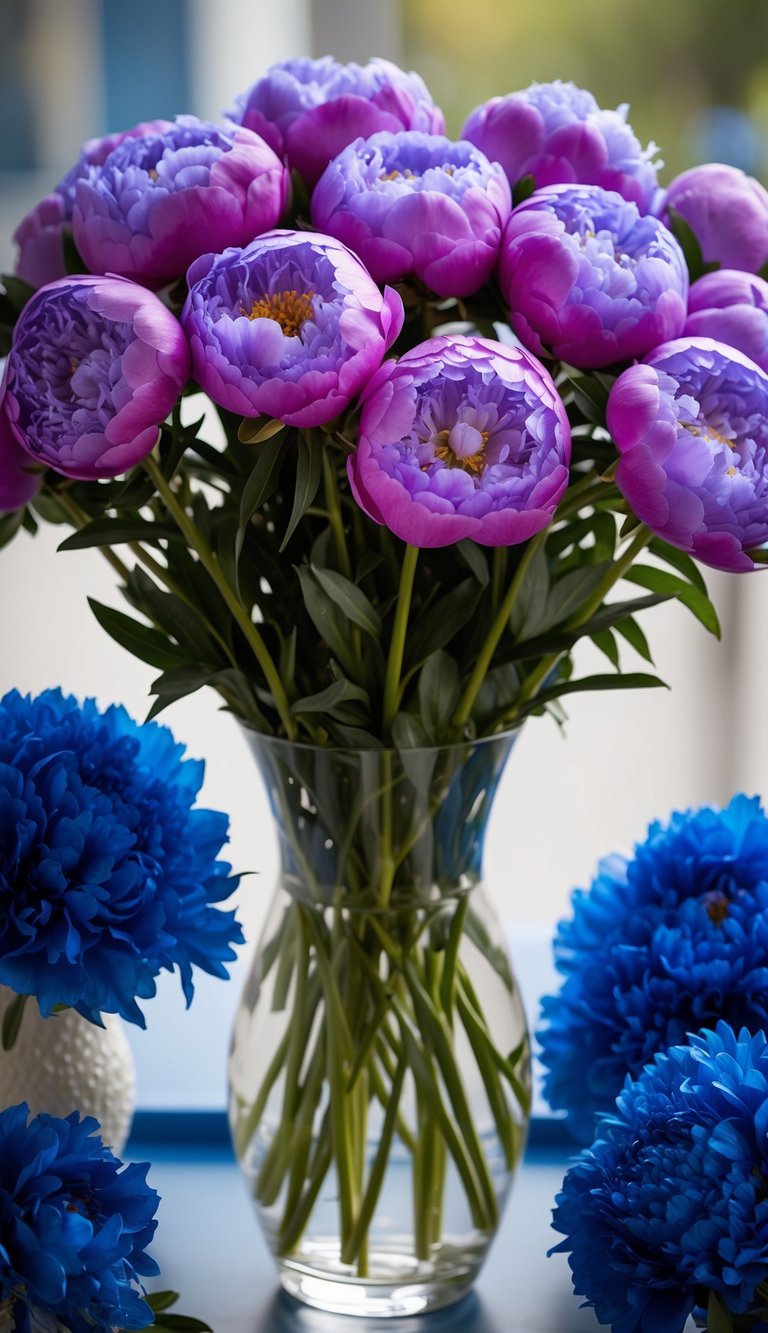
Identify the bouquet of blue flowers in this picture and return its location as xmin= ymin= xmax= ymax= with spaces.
xmin=552 ymin=1024 xmax=768 ymax=1333
xmin=539 ymin=794 xmax=768 ymax=1141
xmin=0 ymin=1101 xmax=210 ymax=1333
xmin=0 ymin=688 xmax=243 ymax=1046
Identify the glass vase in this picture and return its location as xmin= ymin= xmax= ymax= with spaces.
xmin=228 ymin=731 xmax=531 ymax=1318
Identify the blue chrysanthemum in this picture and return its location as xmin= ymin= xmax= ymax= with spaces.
xmin=539 ymin=794 xmax=768 ymax=1141
xmin=0 ymin=688 xmax=243 ymax=1026
xmin=0 ymin=1101 xmax=159 ymax=1333
xmin=552 ymin=1024 xmax=768 ymax=1333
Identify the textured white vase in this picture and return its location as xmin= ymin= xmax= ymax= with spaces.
xmin=0 ymin=987 xmax=136 ymax=1154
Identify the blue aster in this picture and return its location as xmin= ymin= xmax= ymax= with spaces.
xmin=0 ymin=1101 xmax=158 ymax=1333
xmin=0 ymin=687 xmax=243 ymax=1026
xmin=552 ymin=1024 xmax=768 ymax=1333
xmin=539 ymin=794 xmax=768 ymax=1141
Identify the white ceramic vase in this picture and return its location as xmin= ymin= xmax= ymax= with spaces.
xmin=0 ymin=986 xmax=136 ymax=1154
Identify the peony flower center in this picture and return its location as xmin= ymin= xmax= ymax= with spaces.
xmin=246 ymin=289 xmax=315 ymax=337
xmin=682 ymin=419 xmax=738 ymax=452
xmin=433 ymin=422 xmax=489 ymax=474
xmin=380 ymin=168 xmax=415 ymax=181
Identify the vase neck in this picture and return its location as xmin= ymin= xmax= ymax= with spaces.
xmin=242 ymin=731 xmax=520 ymax=910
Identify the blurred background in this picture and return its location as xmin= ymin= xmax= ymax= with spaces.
xmin=0 ymin=0 xmax=766 ymax=1109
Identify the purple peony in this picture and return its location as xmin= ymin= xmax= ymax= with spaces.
xmin=311 ymin=130 xmax=511 ymax=297
xmin=229 ymin=55 xmax=445 ymax=188
xmin=664 ymin=163 xmax=768 ymax=273
xmin=499 ymin=184 xmax=688 ymax=369
xmin=684 ymin=270 xmax=768 ymax=372
xmin=4 ymin=275 xmax=190 ymax=481
xmin=462 ymin=80 xmax=660 ymax=211
xmin=72 ymin=116 xmax=290 ymax=289
xmin=13 ymin=120 xmax=171 ymax=289
xmin=607 ymin=336 xmax=768 ymax=572
xmin=348 ymin=334 xmax=570 ymax=548
xmin=182 ymin=229 xmax=403 ymax=428
xmin=0 ymin=398 xmax=41 ymax=511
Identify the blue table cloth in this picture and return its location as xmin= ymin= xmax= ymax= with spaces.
xmin=126 ymin=1128 xmax=605 ymax=1333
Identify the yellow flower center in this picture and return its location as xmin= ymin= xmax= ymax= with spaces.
xmin=245 ymin=289 xmax=315 ymax=337
xmin=433 ymin=426 xmax=489 ymax=474
xmin=682 ymin=420 xmax=737 ymax=450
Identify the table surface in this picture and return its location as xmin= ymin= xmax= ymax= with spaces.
xmin=125 ymin=1137 xmax=622 ymax=1333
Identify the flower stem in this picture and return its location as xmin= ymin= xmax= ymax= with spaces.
xmin=321 ymin=446 xmax=352 ymax=580
xmin=382 ymin=543 xmax=419 ymax=733
xmin=143 ymin=453 xmax=297 ymax=739
xmin=453 ymin=527 xmax=549 ymax=730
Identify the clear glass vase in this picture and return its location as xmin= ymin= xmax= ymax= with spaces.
xmin=228 ymin=732 xmax=531 ymax=1318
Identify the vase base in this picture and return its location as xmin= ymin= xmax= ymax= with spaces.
xmin=279 ymin=1253 xmax=477 ymax=1318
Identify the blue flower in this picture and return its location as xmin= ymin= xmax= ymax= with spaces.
xmin=539 ymin=794 xmax=768 ymax=1141
xmin=551 ymin=1024 xmax=768 ymax=1333
xmin=0 ymin=688 xmax=243 ymax=1026
xmin=0 ymin=1101 xmax=159 ymax=1333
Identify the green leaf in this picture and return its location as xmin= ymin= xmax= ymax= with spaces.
xmin=418 ymin=650 xmax=460 ymax=742
xmin=649 ymin=538 xmax=708 ymax=593
xmin=0 ymin=273 xmax=35 ymax=314
xmin=405 ymin=578 xmax=483 ymax=671
xmin=142 ymin=1317 xmax=213 ymax=1333
xmin=149 ymin=665 xmax=219 ymax=708
xmin=237 ymin=415 xmax=287 ymax=445
xmin=391 ymin=712 xmax=431 ymax=749
xmin=456 ymin=539 xmax=490 ymax=586
xmin=61 ymin=227 xmax=86 ymax=275
xmin=88 ymin=599 xmax=188 ymax=671
xmin=295 ymin=566 xmax=358 ymax=678
xmin=58 ymin=517 xmax=180 ymax=551
xmin=614 ymin=615 xmax=654 ymax=663
xmin=355 ymin=551 xmax=384 ymax=584
xmin=238 ymin=434 xmax=291 ymax=533
xmin=312 ymin=566 xmax=381 ymax=638
xmin=517 ymin=671 xmax=667 ymax=719
xmin=147 ymin=1291 xmax=181 ymax=1314
xmin=666 ymin=205 xmax=708 ymax=282
xmin=512 ymin=173 xmax=536 ymax=207
xmin=474 ymin=662 xmax=521 ymax=727
xmin=280 ymin=431 xmax=323 ymax=551
xmin=126 ymin=571 xmax=216 ymax=663
xmin=509 ymin=544 xmax=550 ymax=638
xmin=532 ymin=564 xmax=610 ymax=635
xmin=563 ymin=373 xmax=611 ymax=427
xmin=2 ymin=993 xmax=27 ymax=1051
xmin=591 ymin=627 xmax=620 ymax=667
xmin=0 ymin=506 xmax=27 ymax=551
xmin=707 ymin=1289 xmax=735 ymax=1333
xmin=291 ymin=678 xmax=370 ymax=718
xmin=624 ymin=565 xmax=721 ymax=637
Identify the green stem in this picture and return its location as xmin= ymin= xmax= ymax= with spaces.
xmin=509 ymin=524 xmax=651 ymax=719
xmin=234 ymin=1029 xmax=291 ymax=1161
xmin=382 ymin=543 xmax=419 ymax=733
xmin=322 ymin=447 xmax=352 ymax=580
xmin=143 ymin=453 xmax=297 ymax=739
xmin=453 ymin=527 xmax=549 ymax=730
xmin=438 ymin=893 xmax=469 ymax=1021
xmin=277 ymin=1112 xmax=334 ymax=1254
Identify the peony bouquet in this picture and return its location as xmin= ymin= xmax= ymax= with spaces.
xmin=2 ymin=53 xmax=768 ymax=1313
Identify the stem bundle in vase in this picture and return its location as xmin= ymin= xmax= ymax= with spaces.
xmin=2 ymin=53 xmax=768 ymax=1319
